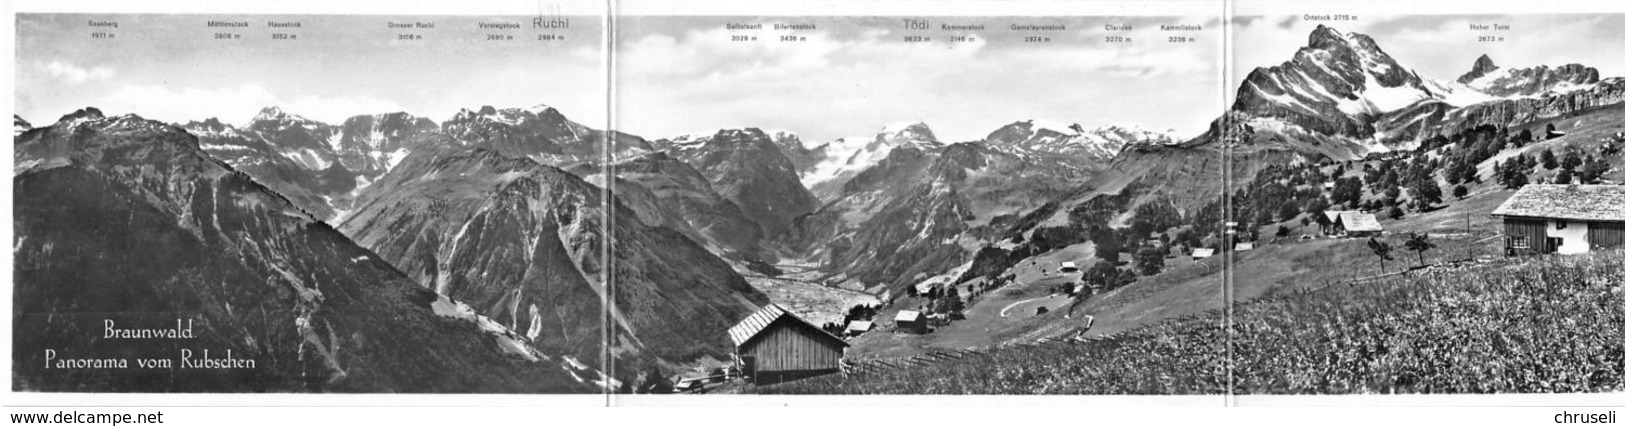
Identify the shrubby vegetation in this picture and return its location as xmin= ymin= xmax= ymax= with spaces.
xmin=1234 ymin=250 xmax=1625 ymax=393
xmin=765 ymin=250 xmax=1625 ymax=394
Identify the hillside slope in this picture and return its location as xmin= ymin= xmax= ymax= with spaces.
xmin=765 ymin=250 xmax=1625 ymax=394
xmin=13 ymin=109 xmax=591 ymax=392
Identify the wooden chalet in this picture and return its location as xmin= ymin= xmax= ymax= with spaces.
xmin=1326 ymin=211 xmax=1383 ymax=237
xmin=1491 ymin=184 xmax=1625 ymax=256
xmin=727 ymin=304 xmax=849 ymax=385
xmin=1318 ymin=210 xmax=1348 ymax=234
xmin=894 ymin=310 xmax=926 ymax=333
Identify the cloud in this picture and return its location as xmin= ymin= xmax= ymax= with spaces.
xmin=101 ymin=83 xmax=405 ymax=125
xmin=41 ymin=61 xmax=114 ymax=84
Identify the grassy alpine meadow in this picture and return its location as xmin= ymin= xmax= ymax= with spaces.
xmin=760 ymin=250 xmax=1625 ymax=394
xmin=1233 ymin=249 xmax=1625 ymax=394
xmin=761 ymin=315 xmax=1229 ymax=394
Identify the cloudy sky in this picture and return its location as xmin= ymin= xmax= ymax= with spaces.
xmin=615 ymin=15 xmax=1226 ymax=143
xmin=1233 ymin=13 xmax=1625 ymax=103
xmin=16 ymin=13 xmax=605 ymax=127
xmin=25 ymin=11 xmax=1621 ymax=145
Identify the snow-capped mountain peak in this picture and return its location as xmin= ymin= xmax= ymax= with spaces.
xmin=875 ymin=121 xmax=938 ymax=148
xmin=984 ymin=119 xmax=1174 ymax=158
xmin=1454 ymin=54 xmax=1601 ymax=97
xmin=250 ymin=106 xmax=303 ymax=124
xmin=799 ymin=122 xmax=945 ymax=189
xmin=1231 ymin=24 xmax=1494 ymax=140
xmin=182 ymin=117 xmax=235 ymax=135
xmin=1457 ymin=54 xmax=1500 ymax=84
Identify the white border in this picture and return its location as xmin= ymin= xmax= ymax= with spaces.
xmin=5 ymin=0 xmax=1625 ymax=410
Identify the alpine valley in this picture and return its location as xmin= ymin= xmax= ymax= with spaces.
xmin=759 ymin=23 xmax=1625 ymax=395
xmin=15 ymin=23 xmax=1625 ymax=395
xmin=14 ymin=104 xmax=761 ymax=392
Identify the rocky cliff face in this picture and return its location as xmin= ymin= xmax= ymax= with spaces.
xmin=1458 ymin=54 xmax=1602 ymax=97
xmin=583 ymin=152 xmax=771 ymax=266
xmin=185 ymin=109 xmax=356 ymax=220
xmin=338 ymin=147 xmax=610 ymax=363
xmin=1436 ymin=78 xmax=1625 ymax=137
xmin=800 ymin=122 xmax=946 ymax=201
xmin=332 ymin=112 xmax=444 ymax=181
xmin=1231 ymin=25 xmax=1448 ymax=140
xmin=338 ymin=145 xmax=768 ymax=378
xmin=984 ymin=120 xmax=1173 ymax=161
xmin=766 ymin=130 xmax=826 ymax=178
xmin=658 ymin=128 xmax=820 ymax=238
xmin=1211 ymin=25 xmax=1623 ymax=158
xmin=789 ymin=136 xmax=1090 ymax=292
xmin=184 ymin=108 xmax=446 ymax=221
xmin=184 ymin=117 xmax=352 ymax=220
xmin=13 ymin=108 xmax=591 ymax=392
xmin=440 ymin=105 xmax=650 ymax=166
xmin=183 ymin=105 xmax=651 ymax=223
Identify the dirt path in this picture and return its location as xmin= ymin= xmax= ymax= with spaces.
xmin=998 ymin=296 xmax=1052 ymax=317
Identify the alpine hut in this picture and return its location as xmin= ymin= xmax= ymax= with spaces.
xmin=1328 ymin=211 xmax=1383 ymax=237
xmin=843 ymin=320 xmax=873 ymax=337
xmin=727 ymin=304 xmax=849 ymax=385
xmin=894 ymin=310 xmax=926 ymax=333
xmin=1491 ymin=184 xmax=1625 ymax=256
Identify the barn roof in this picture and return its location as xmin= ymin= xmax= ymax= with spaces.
xmin=1235 ymin=242 xmax=1255 ymax=251
xmin=1492 ymin=184 xmax=1625 ymax=222
xmin=845 ymin=321 xmax=873 ymax=333
xmin=1324 ymin=210 xmax=1348 ymax=222
xmin=895 ymin=310 xmax=922 ymax=322
xmin=1338 ymin=212 xmax=1383 ymax=232
xmin=727 ymin=304 xmax=848 ymax=348
xmin=1191 ymin=248 xmax=1215 ymax=259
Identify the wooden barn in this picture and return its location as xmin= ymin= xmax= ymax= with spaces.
xmin=894 ymin=310 xmax=926 ymax=334
xmin=843 ymin=320 xmax=873 ymax=337
xmin=1319 ymin=210 xmax=1349 ymax=234
xmin=727 ymin=304 xmax=848 ymax=385
xmin=1324 ymin=211 xmax=1383 ymax=237
xmin=1492 ymin=184 xmax=1625 ymax=256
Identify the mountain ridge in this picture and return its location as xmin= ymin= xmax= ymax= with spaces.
xmin=13 ymin=108 xmax=595 ymax=392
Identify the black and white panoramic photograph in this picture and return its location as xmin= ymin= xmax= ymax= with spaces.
xmin=1220 ymin=13 xmax=1625 ymax=395
xmin=13 ymin=12 xmax=617 ymax=393
xmin=7 ymin=0 xmax=1624 ymax=410
xmin=606 ymin=12 xmax=1229 ymax=395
